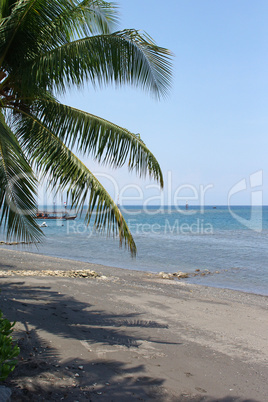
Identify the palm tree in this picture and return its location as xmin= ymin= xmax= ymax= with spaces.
xmin=0 ymin=0 xmax=172 ymax=255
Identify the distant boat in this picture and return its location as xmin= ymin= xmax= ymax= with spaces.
xmin=36 ymin=207 xmax=77 ymax=221
xmin=186 ymin=201 xmax=188 ymax=210
xmin=64 ymin=213 xmax=77 ymax=220
xmin=36 ymin=212 xmax=77 ymax=220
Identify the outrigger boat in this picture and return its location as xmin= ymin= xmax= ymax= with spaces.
xmin=36 ymin=211 xmax=77 ymax=220
xmin=36 ymin=208 xmax=77 ymax=221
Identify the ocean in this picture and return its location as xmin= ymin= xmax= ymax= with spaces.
xmin=1 ymin=205 xmax=268 ymax=296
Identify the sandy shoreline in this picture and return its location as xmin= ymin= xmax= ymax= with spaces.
xmin=0 ymin=248 xmax=267 ymax=401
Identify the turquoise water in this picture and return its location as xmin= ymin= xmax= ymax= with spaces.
xmin=1 ymin=206 xmax=268 ymax=296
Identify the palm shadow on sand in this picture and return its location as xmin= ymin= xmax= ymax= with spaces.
xmin=1 ymin=280 xmax=176 ymax=401
xmin=0 ymin=280 xmax=261 ymax=402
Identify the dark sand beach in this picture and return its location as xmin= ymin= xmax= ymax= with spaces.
xmin=0 ymin=248 xmax=267 ymax=401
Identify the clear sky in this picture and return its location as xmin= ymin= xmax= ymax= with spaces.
xmin=59 ymin=0 xmax=268 ymax=206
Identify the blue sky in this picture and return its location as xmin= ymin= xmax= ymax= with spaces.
xmin=59 ymin=0 xmax=268 ymax=206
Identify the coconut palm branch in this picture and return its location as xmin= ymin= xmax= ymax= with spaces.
xmin=0 ymin=112 xmax=41 ymax=242
xmin=17 ymin=98 xmax=163 ymax=185
xmin=12 ymin=98 xmax=163 ymax=255
xmin=25 ymin=29 xmax=172 ymax=97
xmin=0 ymin=0 xmax=172 ymax=254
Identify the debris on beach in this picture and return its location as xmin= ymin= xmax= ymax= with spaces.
xmin=0 ymin=240 xmax=38 ymax=245
xmin=158 ymin=269 xmax=217 ymax=280
xmin=159 ymin=272 xmax=172 ymax=279
xmin=177 ymin=271 xmax=190 ymax=278
xmin=0 ymin=269 xmax=101 ymax=278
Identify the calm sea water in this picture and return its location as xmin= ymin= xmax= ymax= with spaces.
xmin=1 ymin=206 xmax=268 ymax=296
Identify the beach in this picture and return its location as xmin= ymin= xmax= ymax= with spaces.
xmin=0 ymin=248 xmax=267 ymax=401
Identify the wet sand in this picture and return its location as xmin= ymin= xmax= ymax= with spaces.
xmin=0 ymin=248 xmax=267 ymax=401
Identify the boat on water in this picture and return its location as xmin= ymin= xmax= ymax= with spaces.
xmin=36 ymin=211 xmax=77 ymax=220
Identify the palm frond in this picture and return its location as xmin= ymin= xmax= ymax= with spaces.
xmin=0 ymin=0 xmax=118 ymax=68
xmin=0 ymin=1 xmax=171 ymax=254
xmin=18 ymin=98 xmax=163 ymax=187
xmin=26 ymin=29 xmax=173 ymax=98
xmin=14 ymin=110 xmax=137 ymax=255
xmin=0 ymin=112 xmax=42 ymax=242
xmin=65 ymin=0 xmax=118 ymax=36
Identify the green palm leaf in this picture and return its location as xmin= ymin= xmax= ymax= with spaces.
xmin=25 ymin=29 xmax=172 ymax=97
xmin=17 ymin=98 xmax=163 ymax=187
xmin=0 ymin=112 xmax=42 ymax=242
xmin=14 ymin=110 xmax=137 ymax=254
xmin=0 ymin=0 xmax=117 ymax=65
xmin=0 ymin=0 xmax=172 ymax=253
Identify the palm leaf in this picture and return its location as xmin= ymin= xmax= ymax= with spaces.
xmin=17 ymin=98 xmax=163 ymax=187
xmin=14 ymin=110 xmax=137 ymax=255
xmin=0 ymin=0 xmax=118 ymax=67
xmin=23 ymin=29 xmax=173 ymax=98
xmin=58 ymin=0 xmax=118 ymax=36
xmin=0 ymin=112 xmax=42 ymax=242
xmin=0 ymin=1 xmax=172 ymax=253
